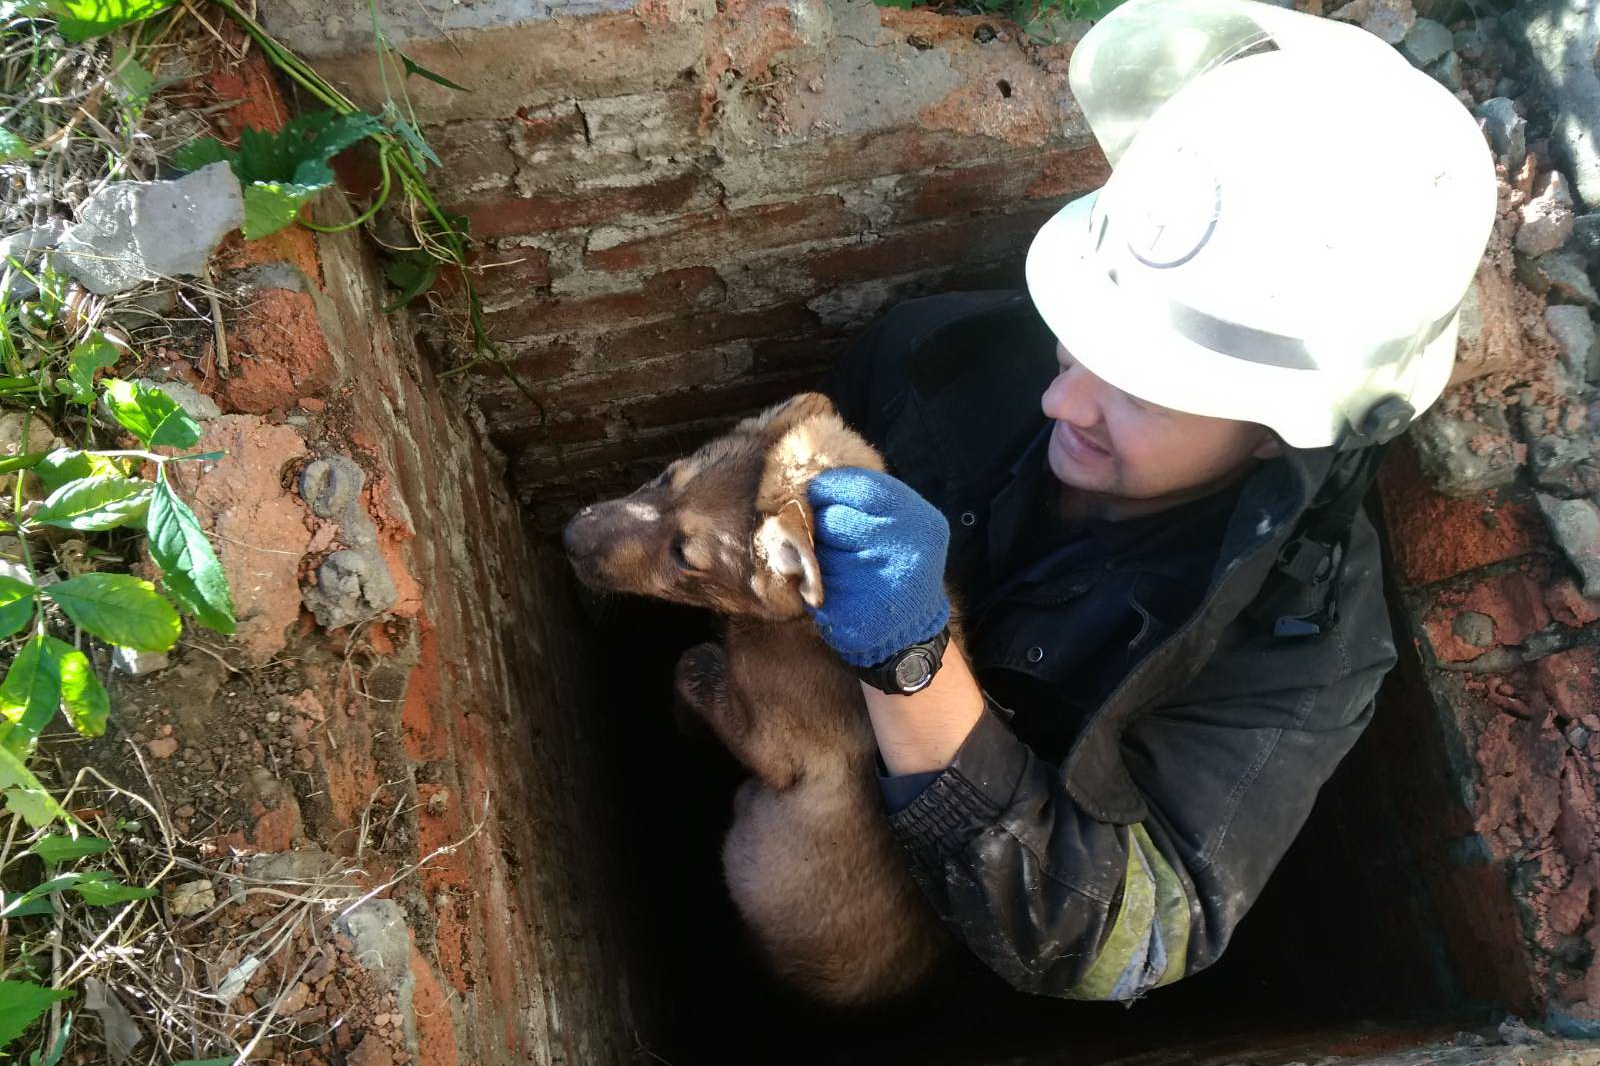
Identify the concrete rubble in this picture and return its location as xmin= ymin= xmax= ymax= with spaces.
xmin=50 ymin=162 xmax=244 ymax=294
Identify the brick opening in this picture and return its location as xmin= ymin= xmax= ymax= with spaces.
xmin=558 ymin=532 xmax=1526 ymax=1066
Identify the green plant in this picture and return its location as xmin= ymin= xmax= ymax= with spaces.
xmin=198 ymin=0 xmax=508 ymax=374
xmin=0 ymin=235 xmax=235 ymax=1066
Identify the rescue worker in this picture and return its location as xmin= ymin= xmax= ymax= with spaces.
xmin=806 ymin=0 xmax=1497 ymax=1001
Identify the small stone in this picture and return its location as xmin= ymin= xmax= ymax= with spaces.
xmin=1401 ymin=17 xmax=1453 ymax=65
xmin=174 ymin=805 xmax=195 ymax=818
xmin=1427 ymin=50 xmax=1462 ymax=92
xmin=1410 ymin=404 xmax=1520 ymax=496
xmin=1518 ymin=249 xmax=1600 ymax=306
xmin=265 ymin=711 xmax=282 ymax=724
xmin=1536 ymin=494 xmax=1600 ymax=598
xmin=146 ymin=736 xmax=179 ymax=759
xmin=1517 ymin=171 xmax=1576 ymax=256
xmin=1543 ymin=305 xmax=1600 ymax=385
xmin=322 ymin=984 xmax=344 ymax=1008
xmin=1330 ymin=0 xmax=1415 ymax=44
xmin=111 ymin=644 xmax=170 ymax=677
xmin=169 ymin=879 xmax=215 ymax=916
xmin=1476 ymin=97 xmax=1527 ymax=173
xmin=276 ymin=981 xmax=309 ymax=1015
xmin=1568 ymin=725 xmax=1593 ymax=749
xmin=346 ymin=1035 xmax=393 ymax=1066
xmin=1570 ymin=213 xmax=1600 ymax=259
xmin=1451 ymin=610 xmax=1496 ymax=647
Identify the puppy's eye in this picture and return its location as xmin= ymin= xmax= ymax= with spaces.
xmin=670 ymin=535 xmax=697 ymax=571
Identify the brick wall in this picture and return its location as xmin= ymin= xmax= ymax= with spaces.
xmin=1376 ymin=127 xmax=1600 ymax=1031
xmin=261 ymin=0 xmax=1106 ymax=524
xmin=91 ymin=53 xmax=640 ymax=1065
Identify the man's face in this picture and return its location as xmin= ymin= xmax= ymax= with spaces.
xmin=1040 ymin=342 xmax=1280 ymax=512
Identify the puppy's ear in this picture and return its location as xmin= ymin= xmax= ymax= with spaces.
xmin=737 ymin=392 xmax=837 ymax=439
xmin=754 ymin=501 xmax=822 ymax=610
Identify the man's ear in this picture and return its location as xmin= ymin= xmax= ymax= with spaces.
xmin=755 ymin=503 xmax=823 ymax=610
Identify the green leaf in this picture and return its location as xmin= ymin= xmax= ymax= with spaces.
xmin=26 ymin=1010 xmax=71 ymax=1066
xmin=32 ymin=476 xmax=151 ymax=531
xmin=399 ymin=52 xmax=469 ymax=92
xmin=0 ymin=635 xmax=61 ymax=752
xmin=2 ymin=898 xmax=55 ymax=918
xmin=0 ymin=127 xmax=29 ymax=163
xmin=68 ymin=871 xmax=156 ymax=906
xmin=44 ymin=574 xmax=180 ymax=651
xmin=0 ymin=453 xmax=46 ymax=476
xmin=110 ymin=46 xmax=155 ymax=103
xmin=0 ymin=981 xmax=72 ymax=1049
xmin=54 ymin=640 xmax=107 ymax=738
xmin=241 ymin=181 xmax=320 ymax=239
xmin=0 ymin=576 xmax=35 ymax=639
xmin=66 ymin=333 xmax=119 ymax=403
xmin=231 ymin=111 xmax=382 ymax=187
xmin=386 ymin=108 xmax=440 ymax=171
xmin=0 ymin=746 xmax=65 ymax=828
xmin=170 ymin=137 xmax=233 ymax=174
xmin=147 ymin=477 xmax=234 ymax=635
xmin=29 ymin=833 xmax=111 ymax=865
xmin=102 ymin=379 xmax=200 ymax=449
xmin=40 ymin=0 xmax=175 ymax=40
xmin=382 ymin=254 xmax=440 ymax=311
xmin=33 ymin=450 xmax=127 ymax=494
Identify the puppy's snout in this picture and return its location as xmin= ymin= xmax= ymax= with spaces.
xmin=562 ymin=505 xmax=600 ymax=559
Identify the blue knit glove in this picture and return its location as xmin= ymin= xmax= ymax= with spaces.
xmin=806 ymin=467 xmax=950 ymax=668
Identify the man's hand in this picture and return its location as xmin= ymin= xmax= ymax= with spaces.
xmin=806 ymin=467 xmax=951 ymax=668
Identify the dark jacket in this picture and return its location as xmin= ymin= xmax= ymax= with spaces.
xmin=826 ymin=291 xmax=1397 ymax=1002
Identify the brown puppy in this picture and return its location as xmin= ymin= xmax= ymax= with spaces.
xmin=562 ymin=392 xmax=947 ymax=1004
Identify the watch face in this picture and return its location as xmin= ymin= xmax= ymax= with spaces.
xmin=893 ymin=650 xmax=935 ymax=693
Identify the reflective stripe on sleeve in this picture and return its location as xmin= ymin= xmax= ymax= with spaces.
xmin=1068 ymin=823 xmax=1192 ymax=1001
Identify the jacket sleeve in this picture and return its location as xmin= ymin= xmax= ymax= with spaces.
xmin=885 ymin=617 xmax=1393 ymax=1002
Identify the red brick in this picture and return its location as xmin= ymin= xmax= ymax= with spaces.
xmin=512 ymin=433 xmax=685 ymax=482
xmin=424 ymin=119 xmax=517 ymax=194
xmin=1378 ymin=442 xmax=1547 ymax=586
xmin=584 ymin=196 xmax=861 ymax=272
xmin=618 ymin=370 xmax=825 ymax=430
xmin=466 ymin=339 xmax=578 ymax=380
xmin=907 ymin=149 xmax=1107 ymax=220
xmin=1421 ymin=570 xmax=1555 ymax=663
xmin=459 ymin=170 xmax=714 ymax=239
xmin=590 ymin=303 xmax=815 ymax=366
xmin=749 ymin=334 xmax=851 ymax=375
xmin=482 ymin=348 xmax=737 ymax=433
xmin=807 ymin=206 xmax=1055 ymax=286
xmin=718 ymin=127 xmax=1046 ymax=201
xmin=1526 ymin=645 xmax=1599 ymax=721
xmin=481 ymin=266 xmax=724 ymax=340
xmin=486 ymin=409 xmax=610 ymax=448
xmin=440 ymin=245 xmax=552 ymax=300
xmin=512 ymin=102 xmax=586 ymax=153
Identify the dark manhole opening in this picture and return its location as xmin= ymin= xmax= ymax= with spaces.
xmin=573 ymin=550 xmax=1517 ymax=1066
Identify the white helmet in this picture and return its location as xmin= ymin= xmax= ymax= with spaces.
xmin=1025 ymin=0 xmax=1498 ymax=450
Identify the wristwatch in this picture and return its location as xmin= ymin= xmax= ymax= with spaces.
xmin=856 ymin=627 xmax=951 ymax=695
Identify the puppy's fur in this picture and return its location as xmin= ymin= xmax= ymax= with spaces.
xmin=563 ymin=393 xmax=947 ymax=1004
